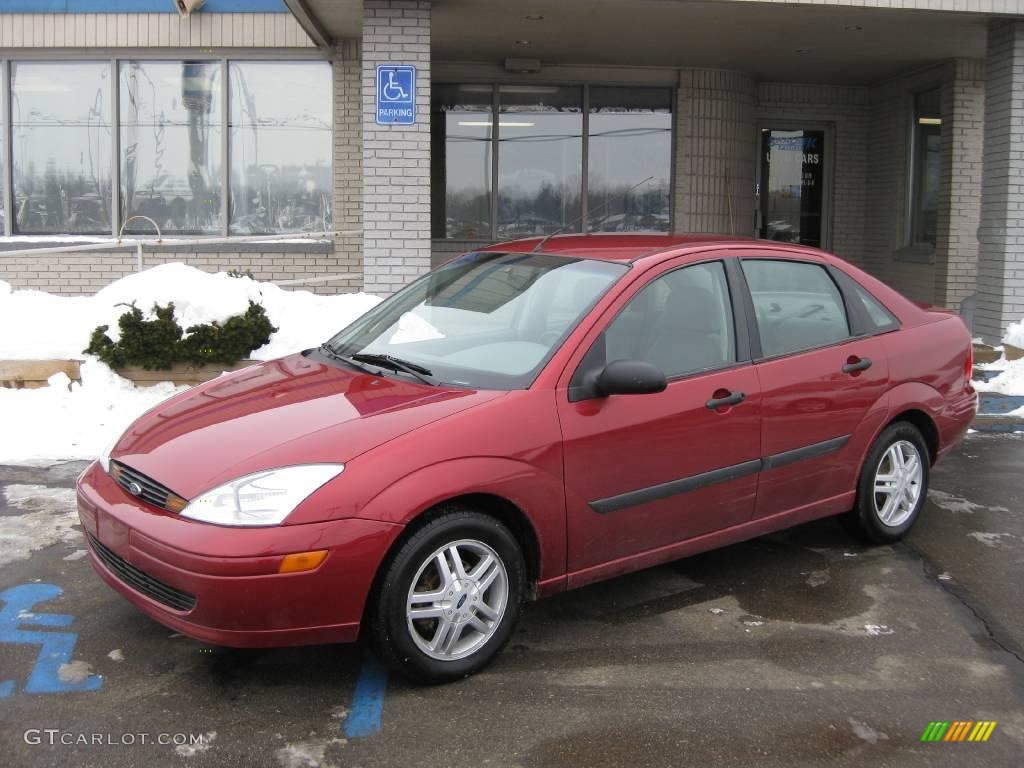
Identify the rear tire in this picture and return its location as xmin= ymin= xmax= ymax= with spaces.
xmin=367 ymin=507 xmax=526 ymax=684
xmin=841 ymin=422 xmax=930 ymax=544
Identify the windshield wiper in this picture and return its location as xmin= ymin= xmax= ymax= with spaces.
xmin=318 ymin=343 xmax=381 ymax=376
xmin=350 ymin=353 xmax=438 ymax=386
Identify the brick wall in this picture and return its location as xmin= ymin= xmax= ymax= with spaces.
xmin=361 ymin=0 xmax=432 ymax=295
xmin=0 ymin=245 xmax=358 ymax=296
xmin=333 ymin=39 xmax=364 ymax=289
xmin=673 ymin=69 xmax=756 ymax=236
xmin=935 ymin=60 xmax=985 ymax=310
xmin=976 ymin=20 xmax=1024 ymax=342
xmin=756 ymin=82 xmax=869 ymax=268
xmin=863 ymin=61 xmax=986 ymax=308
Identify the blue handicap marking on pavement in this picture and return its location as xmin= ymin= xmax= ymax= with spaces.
xmin=344 ymin=654 xmax=388 ymax=738
xmin=376 ymin=64 xmax=416 ymax=125
xmin=0 ymin=583 xmax=102 ymax=697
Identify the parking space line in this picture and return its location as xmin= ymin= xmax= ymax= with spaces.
xmin=343 ymin=655 xmax=388 ymax=739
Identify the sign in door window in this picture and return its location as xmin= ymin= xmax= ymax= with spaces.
xmin=758 ymin=129 xmax=826 ymax=248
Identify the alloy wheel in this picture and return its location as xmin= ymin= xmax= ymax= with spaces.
xmin=872 ymin=439 xmax=923 ymax=527
xmin=405 ymin=539 xmax=508 ymax=661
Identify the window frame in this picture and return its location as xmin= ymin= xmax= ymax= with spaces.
xmin=0 ymin=51 xmax=332 ymax=238
xmin=567 ymin=255 xmax=752 ymax=402
xmin=431 ymin=81 xmax=675 ymax=242
xmin=735 ymin=256 xmax=865 ymax=363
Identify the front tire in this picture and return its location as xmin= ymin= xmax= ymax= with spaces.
xmin=841 ymin=422 xmax=930 ymax=544
xmin=367 ymin=508 xmax=526 ymax=684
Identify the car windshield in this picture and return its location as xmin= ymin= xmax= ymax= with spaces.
xmin=326 ymin=251 xmax=628 ymax=390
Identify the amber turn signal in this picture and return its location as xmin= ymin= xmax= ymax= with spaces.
xmin=278 ymin=550 xmax=328 ymax=573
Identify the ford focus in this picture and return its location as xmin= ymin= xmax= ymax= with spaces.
xmin=76 ymin=234 xmax=977 ymax=683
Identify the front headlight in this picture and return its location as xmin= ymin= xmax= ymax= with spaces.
xmin=98 ymin=431 xmax=122 ymax=473
xmin=180 ymin=464 xmax=345 ymax=527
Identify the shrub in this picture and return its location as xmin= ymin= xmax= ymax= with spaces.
xmin=85 ymin=301 xmax=277 ymax=370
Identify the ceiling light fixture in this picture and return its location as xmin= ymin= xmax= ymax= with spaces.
xmin=794 ymin=48 xmax=812 ymax=54
xmin=845 ymin=25 xmax=864 ymax=31
xmin=515 ymin=39 xmax=532 ymax=46
xmin=525 ymin=14 xmax=544 ymax=21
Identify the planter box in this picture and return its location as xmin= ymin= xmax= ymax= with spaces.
xmin=0 ymin=359 xmax=82 ymax=389
xmin=972 ymin=344 xmax=1002 ymax=365
xmin=1005 ymin=343 xmax=1024 ymax=362
xmin=0 ymin=359 xmax=258 ymax=389
xmin=115 ymin=360 xmax=259 ymax=387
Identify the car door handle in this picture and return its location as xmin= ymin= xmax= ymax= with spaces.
xmin=706 ymin=390 xmax=746 ymax=410
xmin=841 ymin=356 xmax=873 ymax=374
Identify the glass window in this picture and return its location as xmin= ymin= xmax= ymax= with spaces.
xmin=11 ymin=61 xmax=112 ymax=234
xmin=229 ymin=61 xmax=332 ymax=234
xmin=742 ymin=260 xmax=850 ymax=357
xmin=852 ymin=282 xmax=899 ymax=332
xmin=120 ymin=61 xmax=222 ymax=234
xmin=910 ymin=89 xmax=941 ymax=247
xmin=591 ymin=262 xmax=736 ymax=378
xmin=587 ymin=87 xmax=672 ymax=233
xmin=497 ymin=85 xmax=582 ymax=239
xmin=431 ymin=84 xmax=493 ymax=239
xmin=328 ymin=251 xmax=626 ymax=390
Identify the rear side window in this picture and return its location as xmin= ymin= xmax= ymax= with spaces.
xmin=742 ymin=259 xmax=850 ymax=357
xmin=852 ymin=283 xmax=899 ymax=332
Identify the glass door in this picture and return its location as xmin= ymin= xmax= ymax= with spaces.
xmin=756 ymin=126 xmax=832 ymax=249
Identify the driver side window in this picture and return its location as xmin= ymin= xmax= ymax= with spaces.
xmin=582 ymin=261 xmax=737 ymax=381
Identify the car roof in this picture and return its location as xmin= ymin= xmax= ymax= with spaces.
xmin=482 ymin=233 xmax=791 ymax=263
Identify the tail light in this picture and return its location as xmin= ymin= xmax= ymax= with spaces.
xmin=965 ymin=344 xmax=974 ymax=387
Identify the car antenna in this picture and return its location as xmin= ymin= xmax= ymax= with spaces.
xmin=532 ymin=175 xmax=655 ymax=252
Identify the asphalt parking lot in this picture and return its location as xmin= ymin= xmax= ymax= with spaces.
xmin=1 ymin=431 xmax=1023 ymax=768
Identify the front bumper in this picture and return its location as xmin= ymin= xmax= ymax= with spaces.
xmin=76 ymin=462 xmax=402 ymax=647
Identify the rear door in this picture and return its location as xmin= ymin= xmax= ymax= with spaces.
xmin=556 ymin=256 xmax=762 ymax=577
xmin=735 ymin=252 xmax=891 ymax=520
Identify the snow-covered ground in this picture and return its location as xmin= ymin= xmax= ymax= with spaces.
xmin=0 ymin=263 xmax=382 ymax=465
xmin=0 ymin=361 xmax=185 ymax=465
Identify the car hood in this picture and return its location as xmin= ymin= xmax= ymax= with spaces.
xmin=112 ymin=352 xmax=501 ymax=499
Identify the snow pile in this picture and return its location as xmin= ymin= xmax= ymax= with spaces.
xmin=0 ymin=360 xmax=186 ymax=465
xmin=1005 ymin=318 xmax=1024 ymax=350
xmin=0 ymin=262 xmax=382 ymax=361
xmin=974 ymin=357 xmax=1024 ymax=406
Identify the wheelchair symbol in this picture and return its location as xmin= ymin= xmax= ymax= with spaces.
xmin=0 ymin=583 xmax=102 ymax=697
xmin=381 ymin=71 xmax=409 ymax=102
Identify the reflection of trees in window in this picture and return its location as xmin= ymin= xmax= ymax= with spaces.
xmin=432 ymin=85 xmax=672 ymax=240
xmin=11 ymin=62 xmax=112 ymax=234
xmin=121 ymin=61 xmax=222 ymax=234
xmin=229 ymin=61 xmax=332 ymax=235
xmin=5 ymin=58 xmax=332 ymax=236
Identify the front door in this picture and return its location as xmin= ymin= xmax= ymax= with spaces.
xmin=556 ymin=258 xmax=762 ymax=579
xmin=757 ymin=126 xmax=832 ymax=249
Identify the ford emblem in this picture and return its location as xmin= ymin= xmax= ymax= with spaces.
xmin=125 ymin=480 xmax=143 ymax=497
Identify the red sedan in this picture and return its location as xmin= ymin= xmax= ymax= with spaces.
xmin=76 ymin=235 xmax=977 ymax=683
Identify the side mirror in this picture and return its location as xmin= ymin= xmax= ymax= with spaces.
xmin=591 ymin=359 xmax=667 ymax=398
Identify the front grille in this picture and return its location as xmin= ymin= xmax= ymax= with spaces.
xmin=111 ymin=460 xmax=184 ymax=512
xmin=88 ymin=533 xmax=196 ymax=612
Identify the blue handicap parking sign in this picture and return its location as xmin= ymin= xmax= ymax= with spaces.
xmin=376 ymin=65 xmax=416 ymax=125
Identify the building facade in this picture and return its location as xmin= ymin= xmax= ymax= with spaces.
xmin=0 ymin=0 xmax=1022 ymax=343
